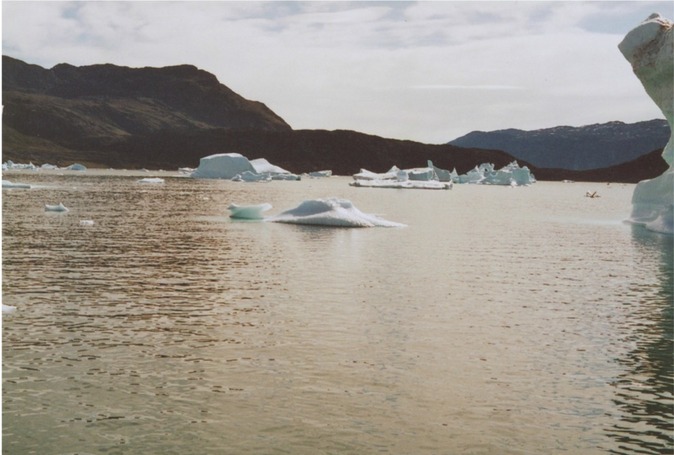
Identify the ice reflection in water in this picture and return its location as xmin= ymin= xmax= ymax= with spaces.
xmin=2 ymin=172 xmax=673 ymax=454
xmin=604 ymin=229 xmax=673 ymax=455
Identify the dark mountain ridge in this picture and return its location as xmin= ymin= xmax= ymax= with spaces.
xmin=449 ymin=119 xmax=670 ymax=170
xmin=2 ymin=56 xmax=668 ymax=182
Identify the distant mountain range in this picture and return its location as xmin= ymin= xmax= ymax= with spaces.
xmin=449 ymin=120 xmax=669 ymax=170
xmin=2 ymin=56 xmax=668 ymax=182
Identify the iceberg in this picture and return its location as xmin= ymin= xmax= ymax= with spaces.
xmin=137 ymin=177 xmax=165 ymax=184
xmin=267 ymin=198 xmax=405 ymax=228
xmin=45 ymin=202 xmax=69 ymax=212
xmin=351 ymin=163 xmax=452 ymax=190
xmin=2 ymin=180 xmax=32 ymax=189
xmin=191 ymin=153 xmax=257 ymax=179
xmin=228 ymin=203 xmax=273 ymax=220
xmin=191 ymin=153 xmax=300 ymax=181
xmin=619 ymin=13 xmax=673 ymax=234
xmin=66 ymin=163 xmax=87 ymax=171
xmin=306 ymin=170 xmax=332 ymax=178
xmin=456 ymin=161 xmax=535 ymax=186
xmin=2 ymin=304 xmax=16 ymax=314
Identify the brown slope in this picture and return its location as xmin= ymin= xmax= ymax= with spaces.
xmin=2 ymin=56 xmax=290 ymax=151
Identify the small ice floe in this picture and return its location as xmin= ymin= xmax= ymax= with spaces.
xmin=79 ymin=220 xmax=95 ymax=226
xmin=267 ymin=198 xmax=405 ymax=228
xmin=45 ymin=202 xmax=69 ymax=212
xmin=2 ymin=180 xmax=32 ymax=189
xmin=2 ymin=304 xmax=17 ymax=314
xmin=585 ymin=191 xmax=600 ymax=198
xmin=228 ymin=203 xmax=272 ymax=220
xmin=137 ymin=177 xmax=165 ymax=184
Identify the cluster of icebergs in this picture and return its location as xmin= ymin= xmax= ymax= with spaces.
xmin=2 ymin=161 xmax=87 ymax=171
xmin=229 ymin=198 xmax=405 ymax=228
xmin=351 ymin=160 xmax=535 ymax=189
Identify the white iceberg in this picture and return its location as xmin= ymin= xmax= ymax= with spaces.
xmin=619 ymin=13 xmax=673 ymax=234
xmin=456 ymin=161 xmax=535 ymax=186
xmin=3 ymin=160 xmax=37 ymax=171
xmin=2 ymin=180 xmax=32 ymax=189
xmin=191 ymin=153 xmax=257 ymax=179
xmin=228 ymin=203 xmax=273 ymax=220
xmin=66 ymin=163 xmax=87 ymax=171
xmin=306 ymin=170 xmax=332 ymax=178
xmin=352 ymin=163 xmax=452 ymax=189
xmin=79 ymin=220 xmax=95 ymax=226
xmin=353 ymin=166 xmax=401 ymax=181
xmin=232 ymin=171 xmax=272 ymax=182
xmin=191 ymin=153 xmax=300 ymax=181
xmin=45 ymin=202 xmax=69 ymax=212
xmin=267 ymin=198 xmax=405 ymax=228
xmin=137 ymin=177 xmax=165 ymax=184
xmin=2 ymin=304 xmax=16 ymax=314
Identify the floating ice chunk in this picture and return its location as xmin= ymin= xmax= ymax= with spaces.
xmin=267 ymin=198 xmax=405 ymax=228
xmin=2 ymin=180 xmax=31 ymax=189
xmin=79 ymin=220 xmax=95 ymax=226
xmin=41 ymin=163 xmax=58 ymax=170
xmin=191 ymin=153 xmax=257 ymax=179
xmin=2 ymin=304 xmax=16 ymax=314
xmin=350 ymin=179 xmax=452 ymax=190
xmin=45 ymin=202 xmax=69 ymax=212
xmin=353 ymin=166 xmax=401 ymax=181
xmin=66 ymin=163 xmax=87 ymax=171
xmin=250 ymin=158 xmax=289 ymax=175
xmin=228 ymin=203 xmax=273 ymax=220
xmin=456 ymin=161 xmax=535 ymax=186
xmin=619 ymin=13 xmax=673 ymax=234
xmin=138 ymin=177 xmax=165 ymax=184
xmin=233 ymin=171 xmax=272 ymax=182
xmin=306 ymin=170 xmax=332 ymax=178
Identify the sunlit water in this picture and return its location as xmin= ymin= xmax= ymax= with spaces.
xmin=3 ymin=171 xmax=672 ymax=455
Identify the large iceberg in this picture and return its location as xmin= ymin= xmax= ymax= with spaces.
xmin=191 ymin=153 xmax=299 ymax=181
xmin=191 ymin=153 xmax=257 ymax=179
xmin=261 ymin=198 xmax=405 ymax=227
xmin=619 ymin=13 xmax=673 ymax=234
xmin=351 ymin=163 xmax=452 ymax=190
xmin=456 ymin=161 xmax=535 ymax=186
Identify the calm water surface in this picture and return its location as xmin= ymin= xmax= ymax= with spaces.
xmin=3 ymin=171 xmax=672 ymax=454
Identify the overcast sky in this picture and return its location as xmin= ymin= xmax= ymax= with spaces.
xmin=2 ymin=1 xmax=672 ymax=143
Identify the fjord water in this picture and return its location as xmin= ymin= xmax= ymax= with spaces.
xmin=3 ymin=172 xmax=672 ymax=455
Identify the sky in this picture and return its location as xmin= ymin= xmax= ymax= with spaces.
xmin=2 ymin=1 xmax=672 ymax=144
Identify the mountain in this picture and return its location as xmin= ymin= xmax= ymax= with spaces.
xmin=2 ymin=55 xmax=290 ymax=152
xmin=448 ymin=120 xmax=670 ymax=170
xmin=1 ymin=56 xmax=668 ymax=182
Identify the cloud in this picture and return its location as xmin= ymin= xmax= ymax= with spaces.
xmin=2 ymin=1 xmax=669 ymax=143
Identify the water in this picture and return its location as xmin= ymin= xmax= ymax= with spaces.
xmin=3 ymin=171 xmax=672 ymax=454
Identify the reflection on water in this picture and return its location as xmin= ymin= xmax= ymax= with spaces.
xmin=2 ymin=173 xmax=673 ymax=454
xmin=605 ymin=228 xmax=673 ymax=455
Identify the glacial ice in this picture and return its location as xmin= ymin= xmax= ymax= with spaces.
xmin=619 ymin=13 xmax=673 ymax=234
xmin=456 ymin=162 xmax=536 ymax=186
xmin=351 ymin=160 xmax=533 ymax=189
xmin=2 ymin=304 xmax=16 ymax=314
xmin=137 ymin=177 xmax=165 ymax=184
xmin=266 ymin=198 xmax=405 ymax=228
xmin=2 ymin=180 xmax=32 ymax=189
xmin=191 ymin=153 xmax=256 ymax=179
xmin=228 ymin=203 xmax=272 ymax=220
xmin=352 ymin=164 xmax=452 ymax=189
xmin=45 ymin=203 xmax=69 ymax=212
xmin=191 ymin=153 xmax=300 ymax=181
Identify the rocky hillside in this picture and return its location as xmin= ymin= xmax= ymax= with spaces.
xmin=2 ymin=55 xmax=290 ymax=154
xmin=449 ymin=119 xmax=670 ymax=170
